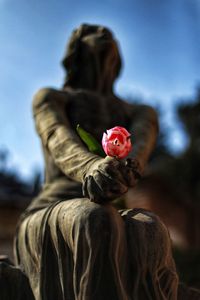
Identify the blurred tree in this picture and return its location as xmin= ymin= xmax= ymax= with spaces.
xmin=137 ymin=87 xmax=200 ymax=288
xmin=0 ymin=148 xmax=10 ymax=171
xmin=175 ymin=87 xmax=200 ymax=203
xmin=0 ymin=148 xmax=41 ymax=208
xmin=143 ymin=86 xmax=200 ymax=206
xmin=31 ymin=170 xmax=42 ymax=196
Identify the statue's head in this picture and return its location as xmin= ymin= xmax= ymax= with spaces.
xmin=62 ymin=24 xmax=122 ymax=94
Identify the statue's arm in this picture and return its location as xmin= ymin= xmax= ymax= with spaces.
xmin=32 ymin=88 xmax=133 ymax=202
xmin=128 ymin=104 xmax=159 ymax=173
xmin=32 ymin=88 xmax=101 ymax=183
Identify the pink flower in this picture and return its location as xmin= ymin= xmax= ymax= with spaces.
xmin=102 ymin=126 xmax=132 ymax=159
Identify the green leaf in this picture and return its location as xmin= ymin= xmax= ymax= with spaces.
xmin=76 ymin=125 xmax=105 ymax=157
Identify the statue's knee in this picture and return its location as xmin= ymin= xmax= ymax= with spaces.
xmin=77 ymin=203 xmax=112 ymax=235
xmin=121 ymin=208 xmax=170 ymax=249
xmin=56 ymin=200 xmax=116 ymax=245
xmin=74 ymin=202 xmax=117 ymax=238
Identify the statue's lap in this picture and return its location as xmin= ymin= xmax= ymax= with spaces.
xmin=17 ymin=198 xmax=170 ymax=259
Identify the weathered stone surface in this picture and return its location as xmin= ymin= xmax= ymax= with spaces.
xmin=15 ymin=202 xmax=179 ymax=300
xmin=178 ymin=283 xmax=200 ymax=299
xmin=0 ymin=256 xmax=34 ymax=300
xmin=10 ymin=24 xmax=199 ymax=299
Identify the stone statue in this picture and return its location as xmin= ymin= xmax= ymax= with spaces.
xmin=10 ymin=24 xmax=199 ymax=300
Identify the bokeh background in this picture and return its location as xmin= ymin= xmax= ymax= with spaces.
xmin=0 ymin=0 xmax=200 ymax=290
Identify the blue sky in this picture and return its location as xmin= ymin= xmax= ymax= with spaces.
xmin=0 ymin=0 xmax=200 ymax=178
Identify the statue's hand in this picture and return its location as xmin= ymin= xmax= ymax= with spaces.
xmin=82 ymin=156 xmax=140 ymax=203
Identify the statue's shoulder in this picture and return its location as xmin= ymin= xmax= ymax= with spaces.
xmin=119 ymin=98 xmax=158 ymax=118
xmin=32 ymin=87 xmax=73 ymax=112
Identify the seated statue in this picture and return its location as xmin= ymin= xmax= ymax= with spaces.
xmin=14 ymin=24 xmax=180 ymax=300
